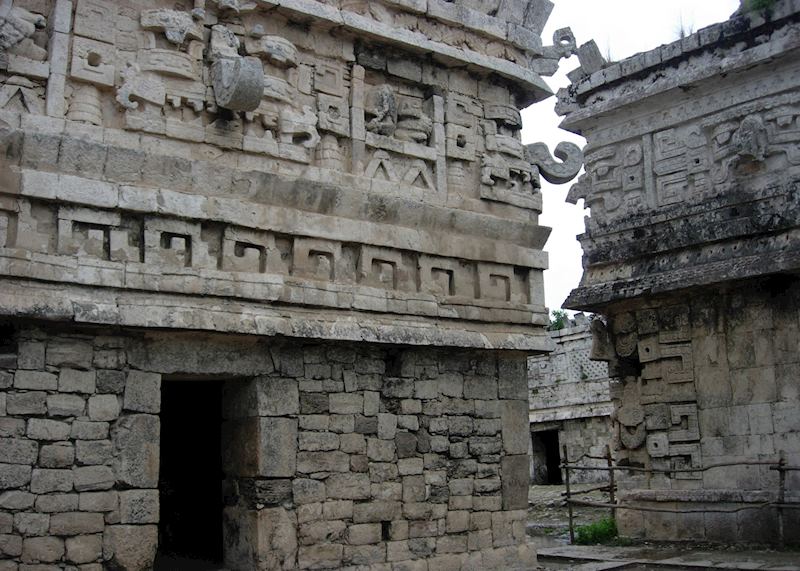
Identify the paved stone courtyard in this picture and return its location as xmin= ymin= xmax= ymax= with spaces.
xmin=528 ymin=485 xmax=800 ymax=570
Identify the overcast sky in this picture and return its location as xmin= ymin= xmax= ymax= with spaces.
xmin=521 ymin=0 xmax=741 ymax=313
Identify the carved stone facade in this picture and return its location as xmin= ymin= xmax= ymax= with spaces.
xmin=0 ymin=0 xmax=580 ymax=569
xmin=528 ymin=316 xmax=613 ymax=485
xmin=560 ymin=0 xmax=800 ymax=543
xmin=0 ymin=0 xmax=581 ymax=350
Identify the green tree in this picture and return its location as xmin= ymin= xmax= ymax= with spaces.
xmin=548 ymin=309 xmax=569 ymax=331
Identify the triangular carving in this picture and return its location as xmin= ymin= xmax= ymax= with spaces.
xmin=403 ymin=160 xmax=436 ymax=191
xmin=365 ymin=150 xmax=399 ymax=182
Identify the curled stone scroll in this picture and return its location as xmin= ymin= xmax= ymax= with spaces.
xmin=526 ymin=141 xmax=583 ymax=184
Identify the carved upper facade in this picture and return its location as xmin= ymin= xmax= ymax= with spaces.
xmin=557 ymin=0 xmax=800 ymax=310
xmin=0 ymin=0 xmax=581 ymax=350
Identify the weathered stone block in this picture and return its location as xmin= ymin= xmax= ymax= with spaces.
xmin=87 ymin=395 xmax=120 ymax=422
xmin=73 ymin=466 xmax=114 ymax=492
xmin=50 ymin=512 xmax=104 ymax=535
xmin=259 ymin=377 xmax=300 ymax=416
xmin=501 ymin=455 xmax=529 ymax=510
xmin=96 ymin=370 xmax=126 ymax=394
xmin=355 ymin=415 xmax=378 ymax=434
xmin=299 ymin=520 xmax=347 ymax=546
xmin=227 ymin=506 xmax=298 ymax=570
xmin=297 ymin=450 xmax=349 ymax=474
xmin=17 ymin=341 xmax=45 ymax=370
xmin=14 ymin=371 xmax=57 ymax=391
xmin=330 ymin=393 xmax=363 ymax=414
xmin=378 ymin=413 xmax=398 ymax=440
xmin=123 ymin=371 xmax=160 ymax=413
xmin=322 ymin=500 xmax=353 ymax=521
xmin=370 ymin=462 xmax=400 ymax=483
xmin=27 ymin=419 xmax=70 ymax=442
xmin=65 ymin=534 xmax=102 ymax=564
xmin=14 ymin=512 xmax=49 ymax=536
xmin=347 ymin=523 xmax=381 ymax=545
xmin=47 ymin=340 xmax=93 ymax=369
xmin=293 ymin=478 xmax=326 ymax=505
xmin=340 ymin=433 xmax=367 ymax=454
xmin=326 ymin=473 xmax=370 ymax=500
xmin=36 ymin=493 xmax=79 ymax=513
xmin=7 ymin=393 xmax=48 ymax=417
xmin=299 ymin=431 xmax=339 ymax=452
xmin=396 ymin=432 xmax=418 ymax=458
xmin=79 ymin=491 xmax=118 ymax=513
xmin=46 ymin=394 xmax=86 ymax=417
xmin=39 ymin=443 xmax=75 ymax=468
xmin=58 ymin=369 xmax=96 ymax=394
xmin=0 ymin=533 xmax=22 ymax=557
xmin=119 ymin=490 xmax=159 ymax=524
xmin=223 ymin=417 xmax=297 ymax=478
xmin=497 ymin=358 xmax=527 ymax=400
xmin=398 ymin=457 xmax=424 ymax=475
xmin=383 ymin=378 xmax=414 ymax=399
xmin=113 ymin=415 xmax=159 ymax=488
xmin=500 ymin=401 xmax=529 ymax=454
xmin=0 ymin=491 xmax=34 ymax=510
xmin=71 ymin=421 xmax=109 ymax=440
xmin=102 ymin=525 xmax=158 ymax=571
xmin=353 ymin=501 xmax=401 ymax=523
xmin=0 ymin=438 xmax=38 ymax=465
xmin=30 ymin=469 xmax=72 ymax=494
xmin=75 ymin=440 xmax=112 ymax=466
xmin=21 ymin=536 xmax=64 ymax=563
xmin=403 ymin=475 xmax=427 ymax=503
xmin=298 ymin=543 xmax=343 ymax=569
xmin=367 ymin=438 xmax=396 ymax=462
xmin=301 ymin=393 xmax=329 ymax=414
xmin=330 ymin=415 xmax=356 ymax=433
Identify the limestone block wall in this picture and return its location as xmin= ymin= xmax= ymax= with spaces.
xmin=558 ymin=0 xmax=800 ymax=543
xmin=0 ymin=0 xmax=582 ymax=565
xmin=0 ymin=324 xmax=535 ymax=570
xmin=598 ymin=280 xmax=800 ymax=543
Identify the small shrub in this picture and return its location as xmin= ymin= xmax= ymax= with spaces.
xmin=574 ymin=517 xmax=618 ymax=545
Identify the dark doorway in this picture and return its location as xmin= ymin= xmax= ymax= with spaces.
xmin=532 ymin=429 xmax=563 ymax=485
xmin=155 ymin=380 xmax=224 ymax=570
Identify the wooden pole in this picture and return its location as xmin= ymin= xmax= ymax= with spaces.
xmin=563 ymin=444 xmax=575 ymax=544
xmin=778 ymin=451 xmax=786 ymax=548
xmin=606 ymin=444 xmax=616 ymax=522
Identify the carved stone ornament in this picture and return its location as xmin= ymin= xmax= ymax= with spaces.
xmin=526 ymin=141 xmax=583 ymax=184
xmin=733 ymin=114 xmax=768 ymax=161
xmin=211 ymin=56 xmax=265 ymax=112
xmin=619 ymin=423 xmax=646 ymax=450
xmin=589 ymin=317 xmax=615 ymax=361
xmin=140 ymin=9 xmax=203 ymax=45
xmin=0 ymin=4 xmax=45 ymax=55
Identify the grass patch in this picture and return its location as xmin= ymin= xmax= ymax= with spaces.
xmin=574 ymin=517 xmax=618 ymax=545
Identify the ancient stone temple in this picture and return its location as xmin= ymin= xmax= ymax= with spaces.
xmin=560 ymin=0 xmax=800 ymax=543
xmin=0 ymin=0 xmax=582 ymax=568
xmin=528 ymin=315 xmax=613 ymax=485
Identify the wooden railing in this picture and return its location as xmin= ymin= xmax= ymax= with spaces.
xmin=560 ymin=447 xmax=799 ymax=546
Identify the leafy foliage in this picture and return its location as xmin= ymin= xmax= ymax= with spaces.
xmin=548 ymin=309 xmax=569 ymax=331
xmin=745 ymin=0 xmax=776 ymax=10
xmin=574 ymin=517 xmax=618 ymax=545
